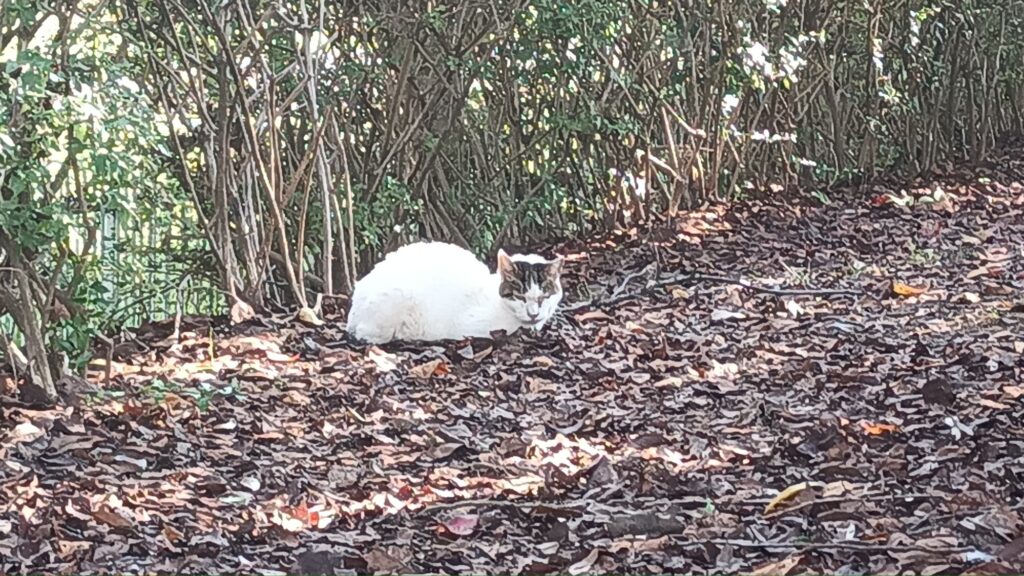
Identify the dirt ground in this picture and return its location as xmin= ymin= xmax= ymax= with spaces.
xmin=2 ymin=149 xmax=1023 ymax=574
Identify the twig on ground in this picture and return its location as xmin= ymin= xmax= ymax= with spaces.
xmin=564 ymin=270 xmax=866 ymax=312
xmin=673 ymin=537 xmax=975 ymax=555
xmin=418 ymin=498 xmax=587 ymax=513
xmin=608 ymin=263 xmax=657 ymax=301
xmin=684 ymin=273 xmax=866 ymax=298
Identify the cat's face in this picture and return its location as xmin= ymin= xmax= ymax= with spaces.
xmin=496 ymin=250 xmax=564 ymax=328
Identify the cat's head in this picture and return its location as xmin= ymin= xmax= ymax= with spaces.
xmin=496 ymin=249 xmax=564 ymax=328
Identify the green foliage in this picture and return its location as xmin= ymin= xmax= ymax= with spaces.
xmin=2 ymin=0 xmax=1023 ymax=381
xmin=0 ymin=4 xmax=204 ymax=371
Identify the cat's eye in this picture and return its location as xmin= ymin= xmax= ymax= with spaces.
xmin=500 ymin=283 xmax=521 ymax=298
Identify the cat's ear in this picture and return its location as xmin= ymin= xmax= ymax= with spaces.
xmin=497 ymin=249 xmax=516 ymax=279
xmin=547 ymin=255 xmax=564 ymax=277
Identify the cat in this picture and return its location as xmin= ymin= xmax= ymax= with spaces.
xmin=346 ymin=241 xmax=564 ymax=343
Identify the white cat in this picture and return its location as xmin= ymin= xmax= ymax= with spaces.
xmin=346 ymin=241 xmax=564 ymax=343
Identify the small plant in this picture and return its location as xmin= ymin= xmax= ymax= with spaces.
xmin=84 ymin=388 xmax=127 ymax=406
xmin=181 ymin=379 xmax=244 ymax=412
xmin=140 ymin=378 xmax=178 ymax=403
xmin=847 ymin=260 xmax=869 ymax=279
xmin=779 ymin=261 xmax=812 ymax=285
xmin=702 ymin=498 xmax=717 ymax=517
xmin=108 ymin=377 xmax=244 ymax=412
xmin=907 ymin=242 xmax=938 ymax=265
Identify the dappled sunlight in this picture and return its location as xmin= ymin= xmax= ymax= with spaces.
xmin=3 ymin=0 xmax=1024 ymax=571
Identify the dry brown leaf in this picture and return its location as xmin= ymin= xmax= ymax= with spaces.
xmin=422 ymin=442 xmax=462 ymax=461
xmin=409 ymin=359 xmax=449 ymax=379
xmin=440 ymin=514 xmax=479 ymax=536
xmin=953 ymin=291 xmax=981 ymax=304
xmin=230 ymin=299 xmax=255 ymax=324
xmin=576 ymin=310 xmax=614 ymax=323
xmin=670 ymin=287 xmax=690 ymax=299
xmin=892 ymin=281 xmax=926 ymax=297
xmin=976 ymin=398 xmax=1010 ymax=410
xmin=265 ymin=350 xmax=299 ymax=363
xmin=366 ymin=347 xmax=398 ymax=372
xmin=821 ymin=480 xmax=858 ymax=498
xmin=567 ymin=549 xmax=600 ymax=575
xmin=860 ymin=420 xmax=900 ymax=435
xmin=711 ymin=309 xmax=747 ymax=322
xmin=751 ymin=554 xmax=803 ymax=576
xmin=363 ymin=545 xmax=410 ymax=574
xmin=1002 ymin=385 xmax=1024 ymax=399
xmin=8 ymin=421 xmax=44 ymax=445
xmin=532 ymin=356 xmax=556 ymax=367
xmin=982 ymin=247 xmax=1011 ymax=263
xmin=162 ymin=525 xmax=184 ymax=545
xmin=966 ymin=265 xmax=991 ymax=279
xmin=296 ymin=306 xmax=324 ymax=326
xmin=92 ymin=506 xmax=133 ymax=529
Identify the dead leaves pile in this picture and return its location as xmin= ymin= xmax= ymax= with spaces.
xmin=3 ymin=150 xmax=1024 ymax=574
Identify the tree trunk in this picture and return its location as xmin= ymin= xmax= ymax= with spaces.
xmin=0 ymin=268 xmax=58 ymax=402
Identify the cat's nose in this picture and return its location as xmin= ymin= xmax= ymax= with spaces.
xmin=527 ymin=312 xmax=539 ymax=321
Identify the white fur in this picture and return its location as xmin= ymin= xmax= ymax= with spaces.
xmin=346 ymin=242 xmax=563 ymax=343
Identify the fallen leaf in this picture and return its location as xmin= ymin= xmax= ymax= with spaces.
xmin=953 ymin=292 xmax=981 ymax=304
xmin=576 ymin=310 xmax=614 ymax=323
xmin=230 ymin=299 xmax=255 ymax=324
xmin=821 ymin=481 xmax=858 ymax=498
xmin=363 ymin=545 xmax=409 ymax=574
xmin=532 ymin=356 xmax=556 ymax=367
xmin=265 ymin=350 xmax=299 ymax=363
xmin=271 ymin=508 xmax=305 ymax=532
xmin=711 ymin=309 xmax=747 ymax=322
xmin=567 ymin=549 xmax=600 ymax=575
xmin=751 ymin=554 xmax=802 ymax=576
xmin=422 ymin=442 xmax=462 ymax=461
xmin=292 ymin=550 xmax=344 ymax=576
xmin=409 ymin=359 xmax=449 ymax=379
xmin=367 ymin=347 xmax=398 ymax=372
xmin=785 ymin=299 xmax=805 ymax=317
xmin=967 ymin=264 xmax=1003 ymax=279
xmin=162 ymin=525 xmax=183 ymax=544
xmin=8 ymin=421 xmax=44 ymax=444
xmin=999 ymin=533 xmax=1024 ymax=560
xmin=860 ymin=420 xmax=900 ymax=435
xmin=976 ymin=398 xmax=1010 ymax=410
xmin=670 ymin=287 xmax=690 ymax=299
xmin=93 ymin=506 xmax=133 ymax=529
xmin=892 ymin=281 xmax=926 ymax=297
xmin=296 ymin=306 xmax=324 ymax=326
xmin=1002 ymin=386 xmax=1024 ymax=399
xmin=441 ymin=514 xmax=479 ymax=536
xmin=764 ymin=481 xmax=811 ymax=514
xmin=981 ymin=247 xmax=1011 ymax=263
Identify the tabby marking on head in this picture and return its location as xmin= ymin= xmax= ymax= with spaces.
xmin=496 ymin=250 xmax=563 ymax=328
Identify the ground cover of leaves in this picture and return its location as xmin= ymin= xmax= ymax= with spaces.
xmin=2 ymin=151 xmax=1024 ymax=575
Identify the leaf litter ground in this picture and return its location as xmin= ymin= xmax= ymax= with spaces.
xmin=3 ymin=151 xmax=1024 ymax=575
